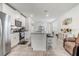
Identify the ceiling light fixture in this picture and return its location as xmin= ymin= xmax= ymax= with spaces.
xmin=44 ymin=10 xmax=49 ymax=17
xmin=30 ymin=14 xmax=33 ymax=17
xmin=46 ymin=14 xmax=49 ymax=17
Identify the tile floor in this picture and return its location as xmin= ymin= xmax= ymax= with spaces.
xmin=7 ymin=42 xmax=70 ymax=56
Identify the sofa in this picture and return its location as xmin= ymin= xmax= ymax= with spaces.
xmin=63 ymin=34 xmax=79 ymax=56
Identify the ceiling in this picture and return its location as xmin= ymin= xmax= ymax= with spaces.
xmin=9 ymin=3 xmax=78 ymax=22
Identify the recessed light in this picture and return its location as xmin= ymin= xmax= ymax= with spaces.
xmin=30 ymin=14 xmax=33 ymax=17
xmin=46 ymin=14 xmax=49 ymax=17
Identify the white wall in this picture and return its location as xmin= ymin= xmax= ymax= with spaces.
xmin=58 ymin=4 xmax=79 ymax=37
xmin=52 ymin=18 xmax=61 ymax=33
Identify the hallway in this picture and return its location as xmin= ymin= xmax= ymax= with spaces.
xmin=8 ymin=40 xmax=70 ymax=56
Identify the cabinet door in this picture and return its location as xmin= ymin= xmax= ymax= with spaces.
xmin=11 ymin=33 xmax=19 ymax=48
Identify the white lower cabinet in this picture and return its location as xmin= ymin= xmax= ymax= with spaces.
xmin=11 ymin=33 xmax=19 ymax=48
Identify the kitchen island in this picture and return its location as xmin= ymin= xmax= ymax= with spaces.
xmin=31 ymin=32 xmax=47 ymax=51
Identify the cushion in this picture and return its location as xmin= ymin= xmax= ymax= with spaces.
xmin=65 ymin=42 xmax=75 ymax=55
xmin=76 ymin=38 xmax=79 ymax=44
xmin=66 ymin=37 xmax=75 ymax=42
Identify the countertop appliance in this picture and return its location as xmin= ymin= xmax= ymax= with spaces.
xmin=0 ymin=12 xmax=11 ymax=56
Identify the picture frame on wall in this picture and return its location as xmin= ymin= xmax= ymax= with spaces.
xmin=63 ymin=17 xmax=72 ymax=25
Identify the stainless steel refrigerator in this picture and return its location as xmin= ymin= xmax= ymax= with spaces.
xmin=0 ymin=12 xmax=11 ymax=56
